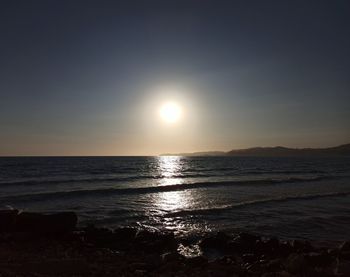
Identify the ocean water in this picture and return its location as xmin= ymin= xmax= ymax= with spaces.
xmin=1 ymin=156 xmax=350 ymax=242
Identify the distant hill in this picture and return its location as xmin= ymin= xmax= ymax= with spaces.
xmin=161 ymin=143 xmax=350 ymax=157
xmin=226 ymin=143 xmax=350 ymax=157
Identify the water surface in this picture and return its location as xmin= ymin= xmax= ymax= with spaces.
xmin=1 ymin=156 xmax=349 ymax=242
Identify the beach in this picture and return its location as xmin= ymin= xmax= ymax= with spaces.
xmin=1 ymin=210 xmax=350 ymax=276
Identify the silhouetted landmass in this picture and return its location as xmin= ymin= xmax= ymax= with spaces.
xmin=162 ymin=143 xmax=350 ymax=157
xmin=227 ymin=143 xmax=350 ymax=157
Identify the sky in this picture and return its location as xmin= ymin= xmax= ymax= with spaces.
xmin=0 ymin=0 xmax=349 ymax=156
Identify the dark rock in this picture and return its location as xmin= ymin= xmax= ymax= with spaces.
xmin=305 ymin=252 xmax=335 ymax=267
xmin=339 ymin=251 xmax=350 ymax=260
xmin=255 ymin=239 xmax=281 ymax=256
xmin=161 ymin=252 xmax=183 ymax=263
xmin=84 ymin=225 xmax=114 ymax=246
xmin=262 ymin=271 xmax=294 ymax=277
xmin=85 ymin=225 xmax=113 ymax=237
xmin=230 ymin=232 xmax=260 ymax=253
xmin=335 ymin=261 xmax=350 ymax=276
xmin=339 ymin=241 xmax=350 ymax=252
xmin=246 ymin=260 xmax=263 ymax=273
xmin=128 ymin=262 xmax=153 ymax=271
xmin=135 ymin=230 xmax=177 ymax=253
xmin=214 ymin=255 xmax=238 ymax=265
xmin=15 ymin=212 xmax=77 ymax=233
xmin=225 ymin=240 xmax=245 ymax=254
xmin=284 ymin=253 xmax=308 ymax=274
xmin=113 ymin=227 xmax=137 ymax=242
xmin=327 ymin=248 xmax=338 ymax=256
xmin=277 ymin=241 xmax=294 ymax=257
xmin=103 ymin=227 xmax=138 ymax=250
xmin=0 ymin=209 xmax=18 ymax=232
xmin=185 ymin=256 xmax=208 ymax=267
xmin=290 ymin=239 xmax=314 ymax=253
xmin=266 ymin=237 xmax=280 ymax=250
xmin=242 ymin=253 xmax=258 ymax=264
xmin=156 ymin=260 xmax=184 ymax=275
xmin=207 ymin=260 xmax=243 ymax=277
xmin=238 ymin=232 xmax=260 ymax=245
xmin=199 ymin=232 xmax=231 ymax=250
xmin=256 ymin=239 xmax=292 ymax=258
xmin=85 ymin=226 xmax=137 ymax=251
xmin=143 ymin=253 xmax=163 ymax=268
xmin=265 ymin=258 xmax=283 ymax=272
xmin=18 ymin=259 xmax=90 ymax=275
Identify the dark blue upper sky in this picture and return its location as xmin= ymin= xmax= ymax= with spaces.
xmin=1 ymin=0 xmax=349 ymax=155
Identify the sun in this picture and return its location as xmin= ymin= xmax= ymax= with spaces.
xmin=159 ymin=102 xmax=182 ymax=123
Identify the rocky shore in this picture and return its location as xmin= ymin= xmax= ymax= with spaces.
xmin=1 ymin=210 xmax=350 ymax=276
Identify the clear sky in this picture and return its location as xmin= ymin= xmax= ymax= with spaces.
xmin=1 ymin=0 xmax=349 ymax=156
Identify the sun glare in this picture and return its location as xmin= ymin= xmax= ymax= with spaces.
xmin=159 ymin=102 xmax=182 ymax=123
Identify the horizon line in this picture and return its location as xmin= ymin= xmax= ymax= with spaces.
xmin=1 ymin=142 xmax=349 ymax=157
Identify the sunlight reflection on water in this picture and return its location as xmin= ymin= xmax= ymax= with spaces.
xmin=154 ymin=156 xmax=192 ymax=213
xmin=157 ymin=156 xmax=184 ymax=186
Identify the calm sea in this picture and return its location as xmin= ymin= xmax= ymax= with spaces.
xmin=1 ymin=156 xmax=350 ymax=242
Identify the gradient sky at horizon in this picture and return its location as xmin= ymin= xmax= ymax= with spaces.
xmin=1 ymin=0 xmax=349 ymax=156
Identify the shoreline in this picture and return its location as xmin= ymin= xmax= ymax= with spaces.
xmin=1 ymin=211 xmax=350 ymax=276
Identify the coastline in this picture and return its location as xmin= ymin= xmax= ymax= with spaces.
xmin=1 ymin=211 xmax=350 ymax=276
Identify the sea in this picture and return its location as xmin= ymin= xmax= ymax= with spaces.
xmin=1 ymin=156 xmax=350 ymax=243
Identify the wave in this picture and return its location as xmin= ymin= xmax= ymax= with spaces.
xmin=166 ymin=191 xmax=350 ymax=217
xmin=0 ymin=175 xmax=335 ymax=203
xmin=0 ymin=170 xmax=335 ymax=187
xmin=0 ymin=174 xmax=162 ymax=187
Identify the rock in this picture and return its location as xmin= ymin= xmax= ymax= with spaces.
xmin=339 ymin=251 xmax=350 ymax=260
xmin=277 ymin=241 xmax=294 ymax=257
xmin=15 ymin=212 xmax=77 ymax=233
xmin=177 ymin=243 xmax=202 ymax=257
xmin=262 ymin=271 xmax=294 ymax=277
xmin=231 ymin=232 xmax=260 ymax=253
xmin=18 ymin=259 xmax=90 ymax=275
xmin=238 ymin=232 xmax=260 ymax=245
xmin=246 ymin=261 xmax=263 ymax=273
xmin=161 ymin=252 xmax=183 ymax=263
xmin=265 ymin=237 xmax=280 ymax=250
xmin=339 ymin=241 xmax=350 ymax=252
xmin=305 ymin=252 xmax=335 ymax=267
xmin=102 ymin=227 xmax=138 ymax=250
xmin=290 ymin=239 xmax=314 ymax=253
xmin=185 ymin=256 xmax=208 ymax=267
xmin=226 ymin=240 xmax=245 ymax=254
xmin=214 ymin=255 xmax=238 ymax=265
xmin=284 ymin=253 xmax=308 ymax=274
xmin=84 ymin=225 xmax=113 ymax=242
xmin=143 ymin=253 xmax=163 ymax=267
xmin=335 ymin=260 xmax=350 ymax=276
xmin=135 ymin=230 xmax=177 ymax=253
xmin=133 ymin=269 xmax=147 ymax=276
xmin=113 ymin=227 xmax=137 ymax=242
xmin=199 ymin=232 xmax=231 ymax=250
xmin=84 ymin=226 xmax=134 ymax=250
xmin=265 ymin=258 xmax=283 ymax=272
xmin=0 ymin=209 xmax=18 ymax=232
xmin=156 ymin=260 xmax=184 ymax=275
xmin=128 ymin=262 xmax=153 ymax=271
xmin=207 ymin=260 xmax=243 ymax=277
xmin=242 ymin=253 xmax=258 ymax=264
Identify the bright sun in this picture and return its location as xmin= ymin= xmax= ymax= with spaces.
xmin=159 ymin=102 xmax=182 ymax=123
